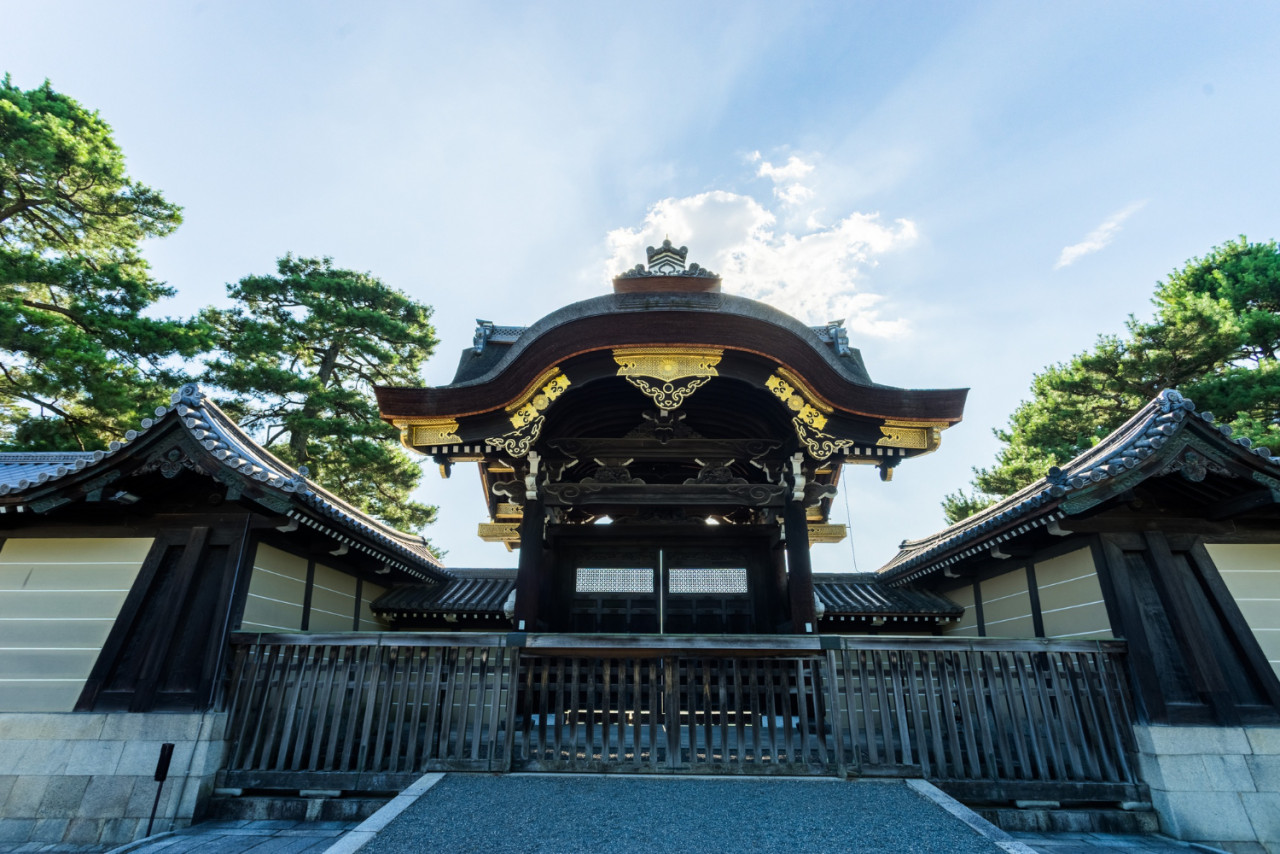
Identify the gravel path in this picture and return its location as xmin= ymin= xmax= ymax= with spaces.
xmin=361 ymin=774 xmax=1008 ymax=854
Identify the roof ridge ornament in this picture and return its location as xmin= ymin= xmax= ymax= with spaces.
xmin=614 ymin=239 xmax=721 ymax=292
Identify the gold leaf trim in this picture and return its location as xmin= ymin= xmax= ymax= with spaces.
xmin=478 ymin=523 xmax=521 ymax=543
xmin=794 ymin=418 xmax=854 ymax=462
xmin=507 ymin=370 xmax=571 ymax=429
xmin=487 ymin=415 xmax=544 ymax=458
xmin=775 ymin=366 xmax=832 ymax=414
xmin=623 ymin=375 xmax=713 ymax=409
xmin=613 ymin=346 xmax=723 ymax=382
xmin=765 ymin=373 xmax=829 ymax=430
xmin=406 ymin=418 xmax=461 ymax=447
xmin=807 ymin=523 xmax=848 ymax=545
xmin=876 ymin=419 xmax=946 ymax=450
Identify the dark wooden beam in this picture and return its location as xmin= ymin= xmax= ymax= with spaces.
xmin=1142 ymin=531 xmax=1236 ymax=724
xmin=1059 ymin=515 xmax=1235 ymax=535
xmin=1187 ymin=540 xmax=1280 ymax=711
xmin=1093 ymin=535 xmax=1166 ymax=723
xmin=513 ymin=498 xmax=545 ymax=631
xmin=972 ymin=577 xmax=985 ymax=637
xmin=783 ymin=498 xmax=817 ymax=632
xmin=129 ymin=526 xmax=210 ymax=711
xmin=76 ymin=532 xmax=182 ymax=711
xmin=1207 ymin=487 xmax=1280 ymax=521
xmin=1025 ymin=563 xmax=1045 ymax=639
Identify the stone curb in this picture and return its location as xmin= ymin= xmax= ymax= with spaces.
xmin=103 ymin=829 xmax=178 ymax=853
xmin=322 ymin=773 xmax=444 ymax=854
xmin=904 ymin=779 xmax=1040 ymax=854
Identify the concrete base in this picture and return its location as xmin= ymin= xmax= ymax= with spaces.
xmin=978 ymin=807 xmax=1160 ymax=835
xmin=0 ymin=712 xmax=228 ymax=847
xmin=1134 ymin=724 xmax=1280 ymax=854
xmin=205 ymin=794 xmax=389 ymax=822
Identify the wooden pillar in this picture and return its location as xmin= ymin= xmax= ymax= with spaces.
xmin=784 ymin=498 xmax=817 ymax=632
xmin=513 ymin=497 xmax=544 ymax=631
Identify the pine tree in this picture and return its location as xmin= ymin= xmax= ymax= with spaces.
xmin=944 ymin=238 xmax=1279 ymax=523
xmin=202 ymin=255 xmax=439 ymax=534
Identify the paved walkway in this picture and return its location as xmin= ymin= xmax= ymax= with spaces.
xmin=0 ymin=775 xmax=1233 ymax=854
xmin=357 ymin=775 xmax=1010 ymax=854
xmin=1011 ymin=832 xmax=1230 ymax=854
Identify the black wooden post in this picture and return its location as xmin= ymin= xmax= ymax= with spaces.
xmin=784 ymin=497 xmax=817 ymax=632
xmin=513 ymin=498 xmax=545 ymax=631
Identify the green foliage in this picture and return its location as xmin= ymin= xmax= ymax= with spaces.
xmin=0 ymin=75 xmax=199 ymax=450
xmin=944 ymin=237 xmax=1280 ymax=524
xmin=202 ymin=255 xmax=440 ymax=535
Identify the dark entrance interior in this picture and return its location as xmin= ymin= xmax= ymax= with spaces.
xmin=548 ymin=526 xmax=784 ymax=634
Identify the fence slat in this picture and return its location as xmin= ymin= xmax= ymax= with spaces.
xmin=222 ymin=634 xmax=1135 ymax=789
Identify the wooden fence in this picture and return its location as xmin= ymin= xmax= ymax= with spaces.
xmin=220 ymin=633 xmax=1141 ymax=800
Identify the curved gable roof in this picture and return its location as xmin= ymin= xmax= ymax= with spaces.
xmin=377 ymin=291 xmax=967 ymax=424
xmin=0 ymin=384 xmax=447 ymax=582
xmin=879 ymin=389 xmax=1280 ymax=585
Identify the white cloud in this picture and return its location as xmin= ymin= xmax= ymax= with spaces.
xmin=775 ymin=184 xmax=815 ymax=206
xmin=605 ymin=189 xmax=917 ymax=337
xmin=757 ymin=155 xmax=814 ymax=183
xmin=755 ymin=154 xmax=817 ymax=207
xmin=1055 ymin=201 xmax=1147 ymax=269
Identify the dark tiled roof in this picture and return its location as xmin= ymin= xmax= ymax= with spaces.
xmin=815 ymin=574 xmax=963 ymax=618
xmin=0 ymin=384 xmax=445 ymax=579
xmin=370 ymin=570 xmax=960 ymax=621
xmin=879 ymin=389 xmax=1280 ymax=584
xmin=372 ymin=569 xmax=515 ymax=616
xmin=0 ymin=453 xmax=98 ymax=491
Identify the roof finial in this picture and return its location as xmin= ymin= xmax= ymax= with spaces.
xmin=613 ymin=240 xmax=721 ymax=292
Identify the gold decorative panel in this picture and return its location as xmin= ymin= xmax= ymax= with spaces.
xmin=507 ymin=370 xmax=571 ymax=429
xmin=614 ymin=347 xmax=722 ymax=409
xmin=766 ymin=371 xmax=854 ymax=461
xmin=478 ymin=523 xmax=520 ymax=544
xmin=487 ymin=415 xmax=544 ymax=458
xmin=807 ymin=524 xmax=848 ymax=545
xmin=876 ymin=420 xmax=944 ymax=450
xmin=406 ymin=418 xmax=460 ymax=447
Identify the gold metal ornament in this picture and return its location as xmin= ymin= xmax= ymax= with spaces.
xmin=766 ymin=371 xmax=852 ymax=460
xmin=403 ymin=418 xmax=461 ymax=448
xmin=478 ymin=522 xmax=521 ymax=545
xmin=487 ymin=415 xmax=544 ymax=458
xmin=613 ymin=347 xmax=722 ymax=409
xmin=806 ymin=523 xmax=848 ymax=545
xmin=793 ymin=418 xmax=855 ymax=462
xmin=507 ymin=370 xmax=572 ymax=429
xmin=876 ymin=420 xmax=945 ymax=450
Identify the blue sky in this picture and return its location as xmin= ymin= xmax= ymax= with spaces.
xmin=6 ymin=2 xmax=1280 ymax=571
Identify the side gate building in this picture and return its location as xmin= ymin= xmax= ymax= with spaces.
xmin=1 ymin=243 xmax=1278 ymax=851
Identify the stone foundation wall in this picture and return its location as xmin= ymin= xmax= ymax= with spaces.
xmin=1135 ymin=724 xmax=1280 ymax=854
xmin=0 ymin=712 xmax=228 ymax=847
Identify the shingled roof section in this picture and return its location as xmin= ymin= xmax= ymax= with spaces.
xmin=370 ymin=570 xmax=961 ymax=625
xmin=815 ymin=574 xmax=963 ymax=618
xmin=0 ymin=384 xmax=446 ymax=581
xmin=371 ymin=569 xmax=516 ymax=620
xmin=0 ymin=453 xmax=98 ymax=492
xmin=879 ymin=389 xmax=1280 ymax=586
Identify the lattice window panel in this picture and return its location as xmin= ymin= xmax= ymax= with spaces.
xmin=575 ymin=567 xmax=654 ymax=594
xmin=668 ymin=567 xmax=748 ymax=595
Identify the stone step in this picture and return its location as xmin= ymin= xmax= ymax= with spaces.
xmin=204 ymin=793 xmax=389 ymax=823
xmin=977 ymin=806 xmax=1161 ymax=835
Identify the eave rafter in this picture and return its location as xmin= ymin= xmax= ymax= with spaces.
xmin=393 ymin=350 xmax=956 ymax=470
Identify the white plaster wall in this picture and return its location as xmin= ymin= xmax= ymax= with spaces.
xmin=1207 ymin=543 xmax=1280 ymax=681
xmin=1135 ymin=724 xmax=1280 ymax=853
xmin=0 ymin=538 xmax=154 ymax=711
xmin=1035 ymin=548 xmax=1112 ymax=639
